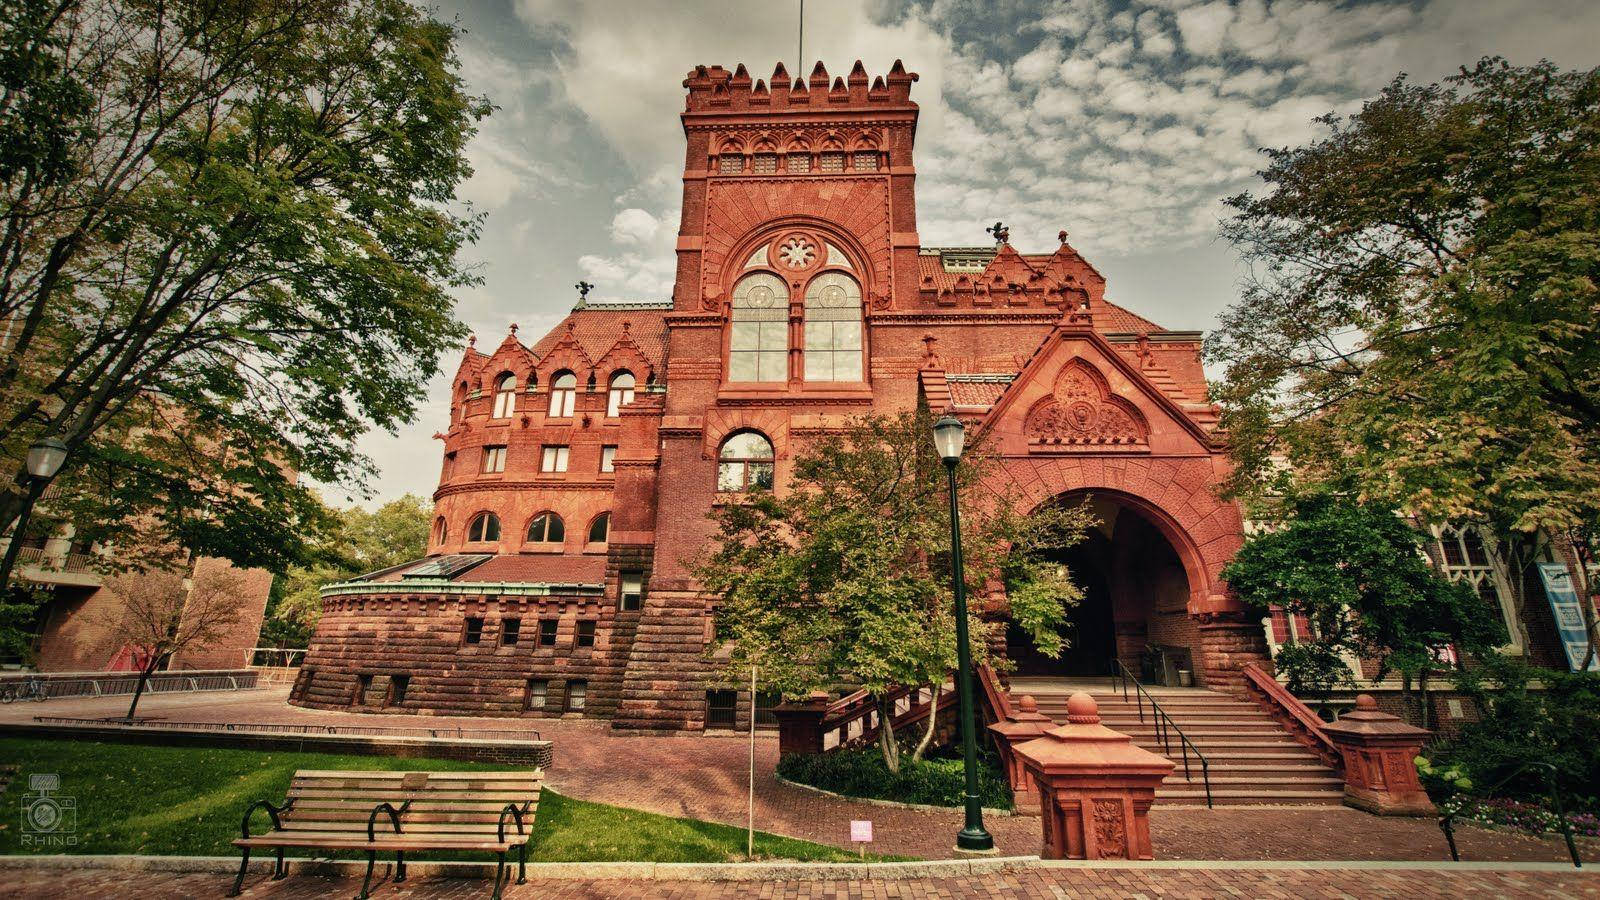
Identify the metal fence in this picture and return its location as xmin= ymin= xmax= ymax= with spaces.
xmin=0 ymin=671 xmax=258 ymax=701
xmin=33 ymin=715 xmax=539 ymax=743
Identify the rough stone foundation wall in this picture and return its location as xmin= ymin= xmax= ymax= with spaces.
xmin=295 ymin=592 xmax=634 ymax=719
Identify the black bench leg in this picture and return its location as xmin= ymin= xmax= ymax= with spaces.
xmin=272 ymin=847 xmax=287 ymax=880
xmin=356 ymin=849 xmax=377 ymax=900
xmin=228 ymin=848 xmax=251 ymax=897
xmin=517 ymin=843 xmax=527 ymax=884
xmin=491 ymin=851 xmax=506 ymax=900
xmin=395 ymin=851 xmax=406 ymax=883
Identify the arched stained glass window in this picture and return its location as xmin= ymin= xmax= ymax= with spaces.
xmin=729 ymin=272 xmax=788 ymax=382
xmin=803 ymin=272 xmax=863 ymax=381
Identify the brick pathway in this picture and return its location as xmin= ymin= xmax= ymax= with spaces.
xmin=2 ymin=687 xmax=1593 ymax=863
xmin=0 ymin=864 xmax=1596 ymax=899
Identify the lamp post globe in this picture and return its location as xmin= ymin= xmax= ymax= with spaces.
xmin=931 ymin=413 xmax=993 ymax=852
xmin=26 ymin=438 xmax=68 ymax=480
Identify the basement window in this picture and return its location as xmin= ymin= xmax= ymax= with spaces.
xmin=566 ymin=680 xmax=588 ymax=712
xmin=525 ymin=678 xmax=548 ymax=711
xmin=388 ymin=675 xmax=409 ymax=706
xmin=706 ymin=689 xmax=737 ymax=729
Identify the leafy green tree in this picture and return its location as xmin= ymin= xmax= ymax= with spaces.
xmin=271 ymin=494 xmax=432 ymax=639
xmin=697 ymin=410 xmax=1090 ymax=772
xmin=0 ymin=0 xmax=488 ymax=591
xmin=1224 ymin=491 xmax=1508 ymax=724
xmin=1206 ymin=59 xmax=1600 ymax=661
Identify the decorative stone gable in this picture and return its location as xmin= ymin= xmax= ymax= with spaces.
xmin=1023 ymin=360 xmax=1148 ymax=449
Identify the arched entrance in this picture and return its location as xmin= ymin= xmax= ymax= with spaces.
xmin=1006 ymin=493 xmax=1198 ymax=682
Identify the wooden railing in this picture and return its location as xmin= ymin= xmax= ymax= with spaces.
xmin=1240 ymin=662 xmax=1342 ymax=769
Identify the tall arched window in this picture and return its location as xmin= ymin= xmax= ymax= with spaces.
xmin=803 ymin=272 xmax=863 ymax=381
xmin=549 ymin=371 xmax=577 ymax=417
xmin=587 ymin=512 xmax=610 ymax=544
xmin=492 ymin=374 xmax=517 ymax=418
xmin=467 ymin=512 xmax=500 ymax=543
xmin=526 ymin=512 xmax=564 ymax=543
xmin=434 ymin=516 xmax=447 ymax=545
xmin=729 ymin=273 xmax=788 ymax=382
xmin=717 ymin=431 xmax=775 ymax=492
xmin=607 ymin=371 xmax=635 ymax=417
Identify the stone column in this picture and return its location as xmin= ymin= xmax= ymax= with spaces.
xmin=1014 ymin=693 xmax=1175 ymax=860
xmin=1196 ymin=610 xmax=1272 ymax=693
xmin=1323 ymin=694 xmax=1436 ymax=816
xmin=771 ymin=690 xmax=832 ymax=755
xmin=986 ymin=695 xmax=1055 ymax=816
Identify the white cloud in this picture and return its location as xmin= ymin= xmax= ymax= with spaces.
xmin=609 ymin=208 xmax=660 ymax=245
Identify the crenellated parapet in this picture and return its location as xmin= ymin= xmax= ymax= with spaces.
xmin=683 ymin=59 xmax=917 ymax=112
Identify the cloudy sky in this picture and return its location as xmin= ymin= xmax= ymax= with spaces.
xmin=332 ymin=0 xmax=1600 ymax=505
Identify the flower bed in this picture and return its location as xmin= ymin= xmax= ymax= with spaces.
xmin=1442 ymin=795 xmax=1600 ymax=839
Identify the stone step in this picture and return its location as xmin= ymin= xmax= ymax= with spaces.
xmin=1156 ymin=788 xmax=1347 ymax=806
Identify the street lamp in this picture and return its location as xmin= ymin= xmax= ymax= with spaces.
xmin=931 ymin=413 xmax=994 ymax=852
xmin=0 ymin=437 xmax=69 ymax=592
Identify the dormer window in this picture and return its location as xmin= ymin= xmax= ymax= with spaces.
xmin=492 ymin=374 xmax=516 ymax=418
xmin=549 ymin=371 xmax=576 ymax=417
xmin=607 ymin=371 xmax=636 ymax=417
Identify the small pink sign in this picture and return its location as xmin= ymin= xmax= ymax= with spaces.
xmin=850 ymin=820 xmax=873 ymax=843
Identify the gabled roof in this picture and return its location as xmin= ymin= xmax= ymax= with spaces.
xmin=529 ymin=302 xmax=671 ymax=373
xmin=914 ymin=251 xmax=1166 ymax=333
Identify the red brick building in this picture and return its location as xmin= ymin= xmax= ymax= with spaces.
xmin=295 ymin=60 xmax=1275 ymax=727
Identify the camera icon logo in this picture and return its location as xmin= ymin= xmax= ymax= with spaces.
xmin=22 ymin=773 xmax=76 ymax=844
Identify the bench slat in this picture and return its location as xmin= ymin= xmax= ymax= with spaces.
xmin=235 ymin=836 xmax=522 ymax=851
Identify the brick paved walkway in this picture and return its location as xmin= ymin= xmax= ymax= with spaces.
xmin=2 ymin=687 xmax=1594 ymax=864
xmin=0 ymin=864 xmax=1595 ymax=899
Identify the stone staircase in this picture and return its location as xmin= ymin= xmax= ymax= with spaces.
xmin=1017 ymin=680 xmax=1345 ymax=806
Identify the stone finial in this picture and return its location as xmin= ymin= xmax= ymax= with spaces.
xmin=1018 ymin=694 xmax=1039 ymax=714
xmin=1065 ymin=691 xmax=1099 ymax=724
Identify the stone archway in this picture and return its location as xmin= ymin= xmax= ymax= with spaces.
xmin=1007 ymin=493 xmax=1199 ymax=682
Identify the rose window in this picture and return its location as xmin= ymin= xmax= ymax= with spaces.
xmin=777 ymin=237 xmax=816 ymax=269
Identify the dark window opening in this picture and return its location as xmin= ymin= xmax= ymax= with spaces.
xmin=353 ymin=673 xmax=373 ymax=706
xmin=755 ymin=690 xmax=782 ymax=728
xmin=463 ymin=616 xmax=484 ymax=645
xmin=538 ymin=618 xmax=558 ymax=647
xmin=501 ymin=618 xmax=522 ymax=646
xmin=575 ymin=620 xmax=596 ymax=648
xmin=706 ymin=689 xmax=737 ymax=729
xmin=389 ymin=675 xmax=409 ymax=706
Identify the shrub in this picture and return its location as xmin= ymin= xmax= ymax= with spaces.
xmin=1428 ymin=655 xmax=1600 ymax=811
xmin=777 ymin=747 xmax=1013 ymax=811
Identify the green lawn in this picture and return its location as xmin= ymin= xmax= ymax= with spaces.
xmin=0 ymin=738 xmax=899 ymax=862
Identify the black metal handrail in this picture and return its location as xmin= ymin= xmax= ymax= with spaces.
xmin=1440 ymin=761 xmax=1582 ymax=868
xmin=1112 ymin=659 xmax=1212 ymax=808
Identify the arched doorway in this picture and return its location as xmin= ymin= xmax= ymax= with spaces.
xmin=1006 ymin=494 xmax=1196 ymax=681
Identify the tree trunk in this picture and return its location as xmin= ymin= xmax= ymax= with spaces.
xmin=874 ymin=694 xmax=900 ymax=774
xmin=125 ymin=656 xmax=163 ymax=721
xmin=1418 ymin=668 xmax=1433 ymax=731
xmin=911 ymin=683 xmax=941 ymax=762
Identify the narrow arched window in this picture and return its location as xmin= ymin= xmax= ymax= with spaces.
xmin=549 ymin=371 xmax=577 ymax=417
xmin=803 ymin=272 xmax=863 ymax=381
xmin=492 ymin=374 xmax=517 ymax=418
xmin=468 ymin=512 xmax=500 ymax=543
xmin=434 ymin=516 xmax=447 ymax=545
xmin=717 ymin=431 xmax=775 ymax=492
xmin=587 ymin=512 xmax=609 ymax=544
xmin=729 ymin=272 xmax=788 ymax=382
xmin=607 ymin=371 xmax=635 ymax=417
xmin=527 ymin=512 xmax=564 ymax=543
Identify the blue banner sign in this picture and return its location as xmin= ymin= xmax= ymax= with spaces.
xmin=1537 ymin=563 xmax=1599 ymax=672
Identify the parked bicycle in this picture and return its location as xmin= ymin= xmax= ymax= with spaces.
xmin=0 ymin=677 xmax=48 ymax=703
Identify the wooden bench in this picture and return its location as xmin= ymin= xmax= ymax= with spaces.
xmin=228 ymin=768 xmax=541 ymax=899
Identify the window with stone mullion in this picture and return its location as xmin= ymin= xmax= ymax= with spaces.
xmin=729 ymin=272 xmax=789 ymax=382
xmin=803 ymin=272 xmax=863 ymax=381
